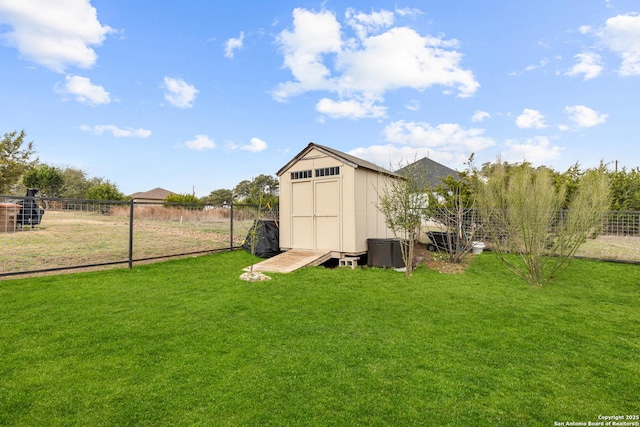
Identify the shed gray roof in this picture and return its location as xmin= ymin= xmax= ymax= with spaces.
xmin=395 ymin=157 xmax=459 ymax=188
xmin=277 ymin=143 xmax=401 ymax=178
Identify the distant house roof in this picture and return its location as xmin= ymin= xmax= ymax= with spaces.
xmin=395 ymin=157 xmax=459 ymax=188
xmin=277 ymin=142 xmax=402 ymax=178
xmin=128 ymin=187 xmax=176 ymax=201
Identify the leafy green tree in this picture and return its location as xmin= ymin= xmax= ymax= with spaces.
xmin=87 ymin=181 xmax=127 ymax=201
xmin=553 ymin=162 xmax=584 ymax=209
xmin=0 ymin=130 xmax=37 ymax=194
xmin=202 ymin=188 xmax=233 ymax=206
xmin=164 ymin=193 xmax=202 ymax=208
xmin=233 ymin=174 xmax=279 ymax=206
xmin=609 ymin=166 xmax=640 ymax=211
xmin=22 ymin=164 xmax=64 ymax=197
xmin=430 ymin=155 xmax=479 ymax=210
xmin=58 ymin=166 xmax=98 ymax=199
xmin=477 ymin=163 xmax=610 ymax=286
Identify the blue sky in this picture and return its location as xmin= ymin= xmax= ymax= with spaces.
xmin=1 ymin=0 xmax=639 ymax=197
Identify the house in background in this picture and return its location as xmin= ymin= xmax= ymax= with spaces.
xmin=395 ymin=157 xmax=459 ymax=188
xmin=277 ymin=143 xmax=402 ymax=257
xmin=128 ymin=188 xmax=176 ymax=204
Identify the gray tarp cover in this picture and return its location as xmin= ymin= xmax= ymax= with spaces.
xmin=241 ymin=220 xmax=280 ymax=258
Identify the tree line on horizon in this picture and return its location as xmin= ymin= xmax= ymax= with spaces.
xmin=432 ymin=156 xmax=640 ymax=212
xmin=2 ymin=129 xmax=639 ymax=210
xmin=0 ymin=130 xmax=280 ymax=205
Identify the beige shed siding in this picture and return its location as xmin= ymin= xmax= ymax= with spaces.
xmin=279 ymin=172 xmax=292 ymax=249
xmin=278 ymin=144 xmax=397 ymax=254
xmin=279 ymin=147 xmax=348 ymax=251
xmin=359 ymin=169 xmax=394 ymax=252
xmin=341 ymin=163 xmax=357 ymax=252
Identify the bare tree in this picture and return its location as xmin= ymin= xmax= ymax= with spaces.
xmin=427 ymin=185 xmax=484 ymax=264
xmin=375 ymin=160 xmax=428 ymax=278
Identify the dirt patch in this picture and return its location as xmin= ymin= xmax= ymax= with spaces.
xmin=414 ymin=242 xmax=471 ymax=274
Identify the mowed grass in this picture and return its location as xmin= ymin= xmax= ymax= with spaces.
xmin=0 ymin=251 xmax=638 ymax=426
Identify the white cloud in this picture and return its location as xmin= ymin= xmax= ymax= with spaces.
xmin=596 ymin=13 xmax=640 ymax=76
xmin=405 ymin=100 xmax=420 ymax=111
xmin=272 ymin=8 xmax=342 ymax=100
xmin=349 ymin=144 xmax=463 ymax=168
xmin=509 ymin=58 xmax=550 ymax=76
xmin=185 ymin=135 xmax=216 ymax=150
xmin=316 ymin=97 xmax=386 ymax=119
xmin=224 ymin=31 xmax=244 ymax=59
xmin=516 ymin=109 xmax=547 ymax=129
xmin=525 ymin=58 xmax=549 ymax=72
xmin=349 ymin=120 xmax=494 ymax=167
xmin=565 ymin=52 xmax=603 ymax=80
xmin=163 ymin=77 xmax=198 ymax=108
xmin=335 ymin=27 xmax=478 ymax=96
xmin=240 ymin=137 xmax=268 ymax=153
xmin=565 ymin=105 xmax=608 ymax=128
xmin=394 ymin=7 xmax=423 ymax=18
xmin=345 ymin=8 xmax=395 ymax=39
xmin=384 ymin=120 xmax=494 ymax=150
xmin=272 ymin=7 xmax=479 ymax=116
xmin=472 ymin=110 xmax=491 ymax=122
xmin=502 ymin=136 xmax=563 ymax=164
xmin=0 ymin=0 xmax=113 ymax=72
xmin=58 ymin=75 xmax=110 ymax=105
xmin=227 ymin=137 xmax=268 ymax=152
xmin=579 ymin=25 xmax=592 ymax=34
xmin=81 ymin=124 xmax=151 ymax=138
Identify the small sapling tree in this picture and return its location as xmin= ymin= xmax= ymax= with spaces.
xmin=243 ymin=186 xmax=271 ymax=280
xmin=427 ymin=157 xmax=485 ymax=263
xmin=376 ymin=160 xmax=428 ymax=278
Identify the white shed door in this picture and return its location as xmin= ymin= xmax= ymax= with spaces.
xmin=291 ymin=181 xmax=314 ymax=249
xmin=314 ymin=180 xmax=340 ymax=251
xmin=290 ymin=179 xmax=340 ymax=251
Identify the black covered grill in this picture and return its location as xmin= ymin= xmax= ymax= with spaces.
xmin=16 ymin=188 xmax=45 ymax=228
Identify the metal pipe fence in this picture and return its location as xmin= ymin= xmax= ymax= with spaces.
xmin=1 ymin=195 xmax=639 ymax=278
xmin=0 ymin=196 xmax=277 ymax=278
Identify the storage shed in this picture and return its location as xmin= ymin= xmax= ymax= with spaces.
xmin=277 ymin=143 xmax=402 ymax=257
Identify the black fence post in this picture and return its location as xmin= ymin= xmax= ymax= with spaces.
xmin=128 ymin=199 xmax=134 ymax=269
xmin=230 ymin=202 xmax=234 ymax=250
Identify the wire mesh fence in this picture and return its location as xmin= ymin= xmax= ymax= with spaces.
xmin=1 ymin=194 xmax=638 ymax=278
xmin=422 ymin=208 xmax=640 ymax=263
xmin=0 ymin=196 xmax=278 ymax=278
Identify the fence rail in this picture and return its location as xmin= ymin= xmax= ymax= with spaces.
xmin=1 ymin=196 xmax=276 ymax=278
xmin=1 ymin=195 xmax=639 ymax=278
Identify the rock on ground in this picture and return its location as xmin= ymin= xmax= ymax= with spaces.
xmin=240 ymin=271 xmax=272 ymax=282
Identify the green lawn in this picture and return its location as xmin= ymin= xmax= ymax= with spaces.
xmin=1 ymin=251 xmax=638 ymax=426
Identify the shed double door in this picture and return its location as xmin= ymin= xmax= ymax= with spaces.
xmin=291 ymin=179 xmax=340 ymax=251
